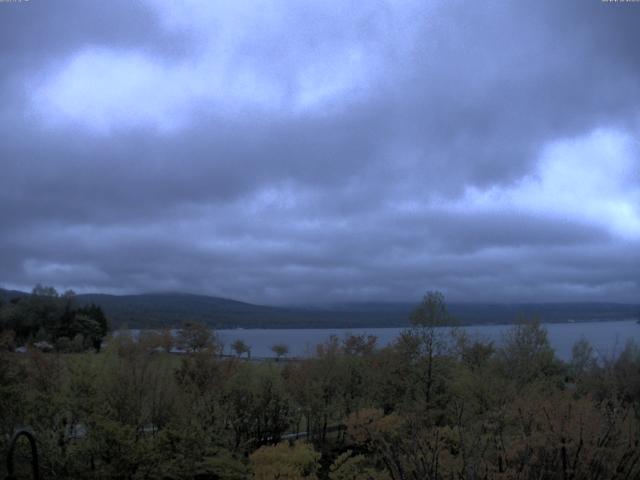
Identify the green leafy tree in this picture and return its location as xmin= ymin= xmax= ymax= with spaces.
xmin=329 ymin=450 xmax=390 ymax=480
xmin=498 ymin=318 xmax=561 ymax=385
xmin=271 ymin=343 xmax=289 ymax=360
xmin=32 ymin=284 xmax=59 ymax=298
xmin=408 ymin=290 xmax=454 ymax=404
xmin=569 ymin=336 xmax=598 ymax=381
xmin=250 ymin=441 xmax=320 ymax=480
xmin=178 ymin=320 xmax=216 ymax=353
xmin=342 ymin=333 xmax=377 ymax=356
xmin=231 ymin=339 xmax=251 ymax=358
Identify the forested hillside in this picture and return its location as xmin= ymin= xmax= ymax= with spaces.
xmin=1 ymin=288 xmax=638 ymax=329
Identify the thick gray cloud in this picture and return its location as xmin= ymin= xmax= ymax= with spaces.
xmin=0 ymin=0 xmax=638 ymax=304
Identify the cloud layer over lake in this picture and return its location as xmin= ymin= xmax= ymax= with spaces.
xmin=1 ymin=0 xmax=639 ymax=303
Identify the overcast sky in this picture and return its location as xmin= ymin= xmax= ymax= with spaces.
xmin=0 ymin=0 xmax=639 ymax=304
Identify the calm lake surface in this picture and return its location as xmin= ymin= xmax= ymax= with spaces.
xmin=214 ymin=320 xmax=640 ymax=361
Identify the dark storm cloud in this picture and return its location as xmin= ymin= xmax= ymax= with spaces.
xmin=0 ymin=0 xmax=638 ymax=304
xmin=0 ymin=0 xmax=183 ymax=68
xmin=0 ymin=0 xmax=186 ymax=120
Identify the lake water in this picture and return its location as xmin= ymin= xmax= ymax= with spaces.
xmin=214 ymin=320 xmax=640 ymax=361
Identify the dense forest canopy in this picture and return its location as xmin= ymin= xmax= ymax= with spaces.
xmin=0 ymin=284 xmax=109 ymax=352
xmin=1 ymin=292 xmax=640 ymax=479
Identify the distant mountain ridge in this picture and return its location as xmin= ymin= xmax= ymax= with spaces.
xmin=1 ymin=288 xmax=638 ymax=329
